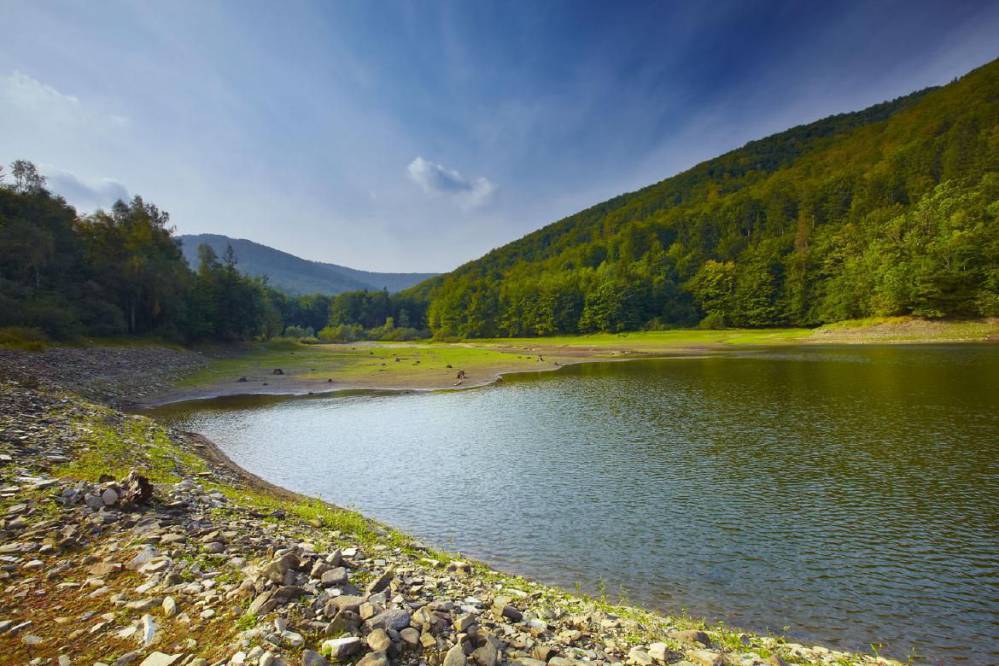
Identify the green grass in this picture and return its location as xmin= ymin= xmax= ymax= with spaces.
xmin=475 ymin=328 xmax=812 ymax=349
xmin=810 ymin=316 xmax=998 ymax=342
xmin=55 ymin=408 xmax=207 ymax=483
xmin=180 ymin=340 xmax=541 ymax=388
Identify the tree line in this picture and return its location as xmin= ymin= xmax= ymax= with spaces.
xmin=0 ymin=160 xmax=429 ymax=342
xmin=414 ymin=59 xmax=999 ymax=337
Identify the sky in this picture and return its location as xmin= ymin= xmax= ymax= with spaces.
xmin=1 ymin=1 xmax=998 ymax=272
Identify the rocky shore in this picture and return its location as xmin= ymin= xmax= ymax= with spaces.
xmin=0 ymin=348 xmax=904 ymax=666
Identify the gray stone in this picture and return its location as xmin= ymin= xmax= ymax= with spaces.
xmin=687 ymin=650 xmax=724 ymax=666
xmin=364 ymin=608 xmax=411 ymax=632
xmin=301 ymin=650 xmax=327 ymax=666
xmin=500 ymin=605 xmax=523 ymax=623
xmin=320 ymin=567 xmax=347 ymax=587
xmin=443 ymin=644 xmax=467 ymax=666
xmin=356 ymin=653 xmax=388 ymax=666
xmin=365 ymin=567 xmax=394 ymax=595
xmin=367 ymin=628 xmax=392 ymax=652
xmin=648 ymin=643 xmax=670 ymax=662
xmin=162 ymin=596 xmax=177 ymax=618
xmin=101 ymin=488 xmax=119 ymax=506
xmin=138 ymin=654 xmax=181 ymax=666
xmin=668 ymin=630 xmax=712 ymax=648
xmin=628 ymin=647 xmax=654 ymax=666
xmin=321 ymin=636 xmax=363 ymax=660
xmin=327 ymin=594 xmax=364 ymax=614
xmin=472 ymin=638 xmax=499 ymax=666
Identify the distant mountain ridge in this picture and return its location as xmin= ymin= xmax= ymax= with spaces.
xmin=178 ymin=234 xmax=437 ymax=295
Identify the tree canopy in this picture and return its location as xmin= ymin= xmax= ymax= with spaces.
xmin=412 ymin=59 xmax=999 ymax=338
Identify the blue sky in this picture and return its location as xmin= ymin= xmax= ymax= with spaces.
xmin=2 ymin=1 xmax=997 ymax=272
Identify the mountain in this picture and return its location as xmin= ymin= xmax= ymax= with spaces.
xmin=178 ymin=234 xmax=437 ymax=295
xmin=416 ymin=58 xmax=999 ymax=337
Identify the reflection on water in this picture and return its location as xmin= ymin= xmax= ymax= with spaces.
xmin=151 ymin=345 xmax=999 ymax=664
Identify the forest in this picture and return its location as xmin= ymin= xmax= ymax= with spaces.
xmin=0 ymin=160 xmax=427 ymax=343
xmin=412 ymin=58 xmax=999 ymax=338
xmin=3 ymin=59 xmax=998 ymax=344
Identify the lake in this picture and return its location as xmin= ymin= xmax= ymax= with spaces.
xmin=151 ymin=345 xmax=999 ymax=664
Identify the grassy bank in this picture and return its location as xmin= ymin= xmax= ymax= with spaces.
xmin=162 ymin=318 xmax=996 ymax=402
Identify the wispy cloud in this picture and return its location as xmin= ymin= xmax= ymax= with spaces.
xmin=43 ymin=168 xmax=129 ymax=213
xmin=0 ymin=70 xmax=128 ymax=130
xmin=406 ymin=156 xmax=496 ymax=210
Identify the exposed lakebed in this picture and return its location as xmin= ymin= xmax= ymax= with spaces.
xmin=151 ymin=345 xmax=999 ymax=664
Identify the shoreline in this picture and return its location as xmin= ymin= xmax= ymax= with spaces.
xmin=138 ymin=349 xmax=725 ymax=408
xmin=0 ymin=376 xmax=908 ymax=666
xmin=2 ymin=339 xmax=991 ymax=663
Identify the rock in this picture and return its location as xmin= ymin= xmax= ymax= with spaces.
xmin=115 ymin=651 xmax=142 ymax=666
xmin=300 ymin=650 xmax=327 ymax=666
xmin=320 ymin=567 xmax=347 ymax=586
xmin=367 ymin=628 xmax=392 ymax=652
xmin=628 ymin=647 xmax=654 ymax=666
xmin=500 ymin=605 xmax=523 ymax=623
xmin=443 ymin=644 xmax=467 ymax=666
xmin=249 ymin=591 xmax=276 ymax=615
xmin=365 ymin=567 xmax=394 ymax=595
xmin=162 ymin=596 xmax=177 ymax=618
xmin=88 ymin=562 xmax=121 ymax=577
xmin=127 ymin=546 xmax=157 ymax=571
xmin=648 ymin=643 xmax=670 ymax=662
xmin=102 ymin=487 xmax=120 ymax=506
xmin=204 ymin=541 xmax=225 ymax=554
xmin=532 ymin=646 xmax=556 ymax=662
xmin=326 ymin=594 xmax=364 ymax=615
xmin=58 ymin=656 xmax=72 ymax=666
xmin=472 ymin=638 xmax=499 ymax=666
xmin=687 ymin=650 xmax=724 ymax=666
xmin=400 ymin=627 xmax=420 ymax=646
xmin=669 ymin=630 xmax=712 ymax=648
xmin=454 ymin=613 xmax=477 ymax=632
xmin=138 ymin=654 xmax=181 ymax=666
xmin=140 ymin=614 xmax=158 ymax=646
xmin=364 ymin=608 xmax=411 ymax=632
xmin=356 ymin=653 xmax=388 ymax=666
xmin=321 ymin=637 xmax=363 ymax=659
xmin=281 ymin=630 xmax=304 ymax=648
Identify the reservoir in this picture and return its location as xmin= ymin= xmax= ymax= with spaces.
xmin=152 ymin=345 xmax=999 ymax=664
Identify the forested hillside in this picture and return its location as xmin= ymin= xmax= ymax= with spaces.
xmin=0 ymin=162 xmax=398 ymax=342
xmin=179 ymin=234 xmax=436 ymax=295
xmin=416 ymin=58 xmax=999 ymax=338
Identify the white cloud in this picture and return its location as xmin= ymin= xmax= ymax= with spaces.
xmin=0 ymin=70 xmax=129 ymax=135
xmin=406 ymin=156 xmax=496 ymax=210
xmin=43 ymin=168 xmax=130 ymax=213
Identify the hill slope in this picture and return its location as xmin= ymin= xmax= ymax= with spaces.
xmin=179 ymin=234 xmax=436 ymax=295
xmin=416 ymin=58 xmax=999 ymax=337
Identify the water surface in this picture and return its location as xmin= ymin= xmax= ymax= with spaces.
xmin=153 ymin=345 xmax=999 ymax=664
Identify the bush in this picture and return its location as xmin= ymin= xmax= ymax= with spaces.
xmin=0 ymin=326 xmax=49 ymax=351
xmin=317 ymin=323 xmax=365 ymax=342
